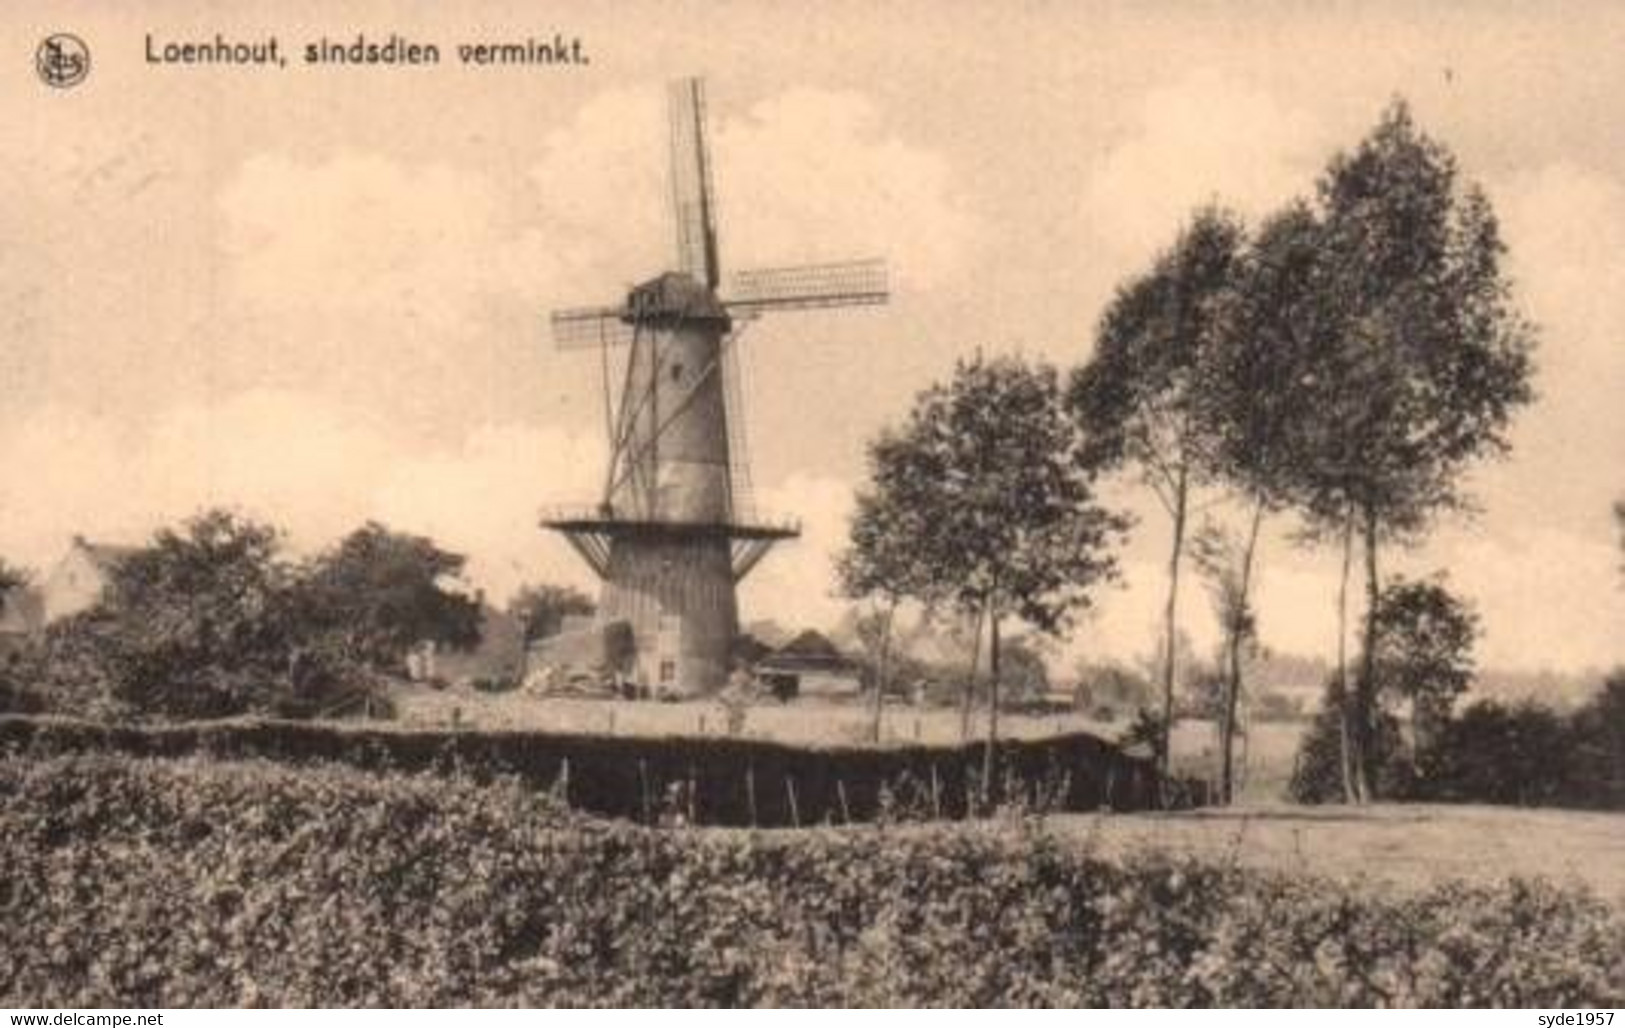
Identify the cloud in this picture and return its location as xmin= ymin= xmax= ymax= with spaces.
xmin=0 ymin=389 xmax=604 ymax=604
xmin=202 ymin=81 xmax=971 ymax=432
xmin=716 ymin=89 xmax=976 ymax=289
xmin=373 ymin=422 xmax=605 ymax=601
xmin=1427 ymin=527 xmax=1624 ymax=671
xmin=1079 ymin=69 xmax=1328 ymax=273
xmin=738 ymin=473 xmax=856 ymax=630
xmin=220 ymin=153 xmax=555 ymax=335
xmin=527 ymin=85 xmax=977 ymax=295
xmin=1487 ymin=162 xmax=1625 ymax=530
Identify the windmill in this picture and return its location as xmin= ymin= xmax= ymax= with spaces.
xmin=542 ymin=77 xmax=888 ymax=695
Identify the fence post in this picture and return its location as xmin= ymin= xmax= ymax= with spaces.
xmin=746 ymin=763 xmax=758 ymax=828
xmin=637 ymin=757 xmax=652 ymax=825
xmin=836 ymin=778 xmax=851 ymax=824
xmin=687 ymin=761 xmax=698 ymax=825
xmin=785 ymin=776 xmax=800 ymax=828
xmin=929 ymin=763 xmax=942 ymax=819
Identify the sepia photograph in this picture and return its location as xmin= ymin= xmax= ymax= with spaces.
xmin=3 ymin=0 xmax=1623 ymax=1011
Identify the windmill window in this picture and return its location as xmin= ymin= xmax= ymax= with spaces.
xmin=659 ymin=659 xmax=677 ymax=683
xmin=670 ymin=362 xmax=684 ymax=382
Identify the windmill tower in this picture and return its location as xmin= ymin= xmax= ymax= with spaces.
xmin=543 ymin=78 xmax=888 ymax=695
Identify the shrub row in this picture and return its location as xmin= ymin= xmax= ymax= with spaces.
xmin=2 ymin=753 xmax=1620 ymax=1007
xmin=0 ymin=714 xmax=1185 ymax=825
xmin=1292 ymin=677 xmax=1625 ymax=810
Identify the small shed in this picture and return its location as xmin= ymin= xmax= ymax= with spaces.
xmin=754 ymin=629 xmax=863 ymax=700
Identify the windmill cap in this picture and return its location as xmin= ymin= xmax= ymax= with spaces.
xmin=622 ymin=272 xmax=730 ymax=327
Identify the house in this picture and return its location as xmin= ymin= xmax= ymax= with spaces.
xmin=38 ymin=536 xmax=138 ymax=624
xmin=0 ymin=536 xmax=137 ymax=646
xmin=754 ymin=629 xmax=863 ymax=701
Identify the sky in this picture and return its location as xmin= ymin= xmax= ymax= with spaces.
xmin=3 ymin=1 xmax=1623 ymax=677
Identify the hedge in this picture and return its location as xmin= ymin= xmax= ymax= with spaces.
xmin=0 ymin=714 xmax=1189 ymax=825
xmin=2 ymin=753 xmax=1620 ymax=1007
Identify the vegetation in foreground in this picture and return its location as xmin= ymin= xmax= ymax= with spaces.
xmin=3 ymin=753 xmax=1620 ymax=1007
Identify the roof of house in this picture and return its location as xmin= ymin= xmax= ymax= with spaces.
xmin=757 ymin=629 xmax=859 ymax=674
xmin=69 ymin=535 xmax=140 ymax=571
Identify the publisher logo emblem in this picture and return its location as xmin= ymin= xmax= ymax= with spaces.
xmin=37 ymin=33 xmax=90 ymax=89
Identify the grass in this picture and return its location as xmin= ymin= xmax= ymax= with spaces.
xmin=1040 ymin=802 xmax=1625 ymax=907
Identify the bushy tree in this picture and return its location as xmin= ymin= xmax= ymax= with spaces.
xmin=508 ymin=583 xmax=594 ymax=643
xmin=24 ymin=513 xmax=486 ymax=721
xmin=51 ymin=510 xmax=309 ymax=719
xmin=862 ymin=353 xmax=1126 ymax=794
xmin=1567 ymin=674 xmax=1625 ymax=808
xmin=1290 ymin=675 xmax=1407 ymax=803
xmin=996 ymin=636 xmax=1052 ymax=706
xmin=1073 ymin=661 xmax=1154 ymax=721
xmin=1294 ymin=576 xmax=1477 ymax=801
xmin=300 ymin=522 xmax=483 ymax=673
xmin=1415 ymin=699 xmax=1577 ymax=806
xmin=0 ymin=561 xmax=35 ymax=713
xmin=1369 ymin=576 xmax=1478 ymax=748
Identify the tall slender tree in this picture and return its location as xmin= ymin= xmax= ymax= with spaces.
xmin=1290 ymin=100 xmax=1535 ymax=801
xmin=1069 ymin=206 xmax=1246 ymax=781
xmin=838 ymin=481 xmax=932 ymax=741
xmin=1196 ymin=202 xmax=1327 ymax=803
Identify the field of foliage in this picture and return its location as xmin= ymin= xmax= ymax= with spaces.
xmin=3 ymin=752 xmax=1621 ymax=1007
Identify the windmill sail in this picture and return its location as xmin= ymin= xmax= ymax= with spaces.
xmin=669 ymin=77 xmax=721 ymax=289
xmin=550 ymin=305 xmax=638 ymax=350
xmin=726 ymin=258 xmax=888 ymax=314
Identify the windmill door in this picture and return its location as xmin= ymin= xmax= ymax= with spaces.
xmin=655 ymin=613 xmax=683 ymax=691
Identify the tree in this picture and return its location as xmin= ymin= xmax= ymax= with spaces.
xmin=65 ymin=510 xmax=307 ymax=719
xmin=1616 ymin=500 xmax=1624 ymax=579
xmin=1189 ymin=520 xmax=1259 ymax=801
xmin=997 ymin=636 xmax=1052 ymax=706
xmin=1069 ymin=206 xmax=1246 ymax=780
xmin=301 ymin=522 xmax=483 ymax=674
xmin=508 ymin=583 xmax=595 ymax=643
xmin=1196 ymin=202 xmax=1326 ymax=803
xmin=1073 ymin=661 xmax=1154 ymax=721
xmin=0 ymin=561 xmax=36 ymax=714
xmin=1369 ymin=576 xmax=1478 ymax=751
xmin=1288 ymin=100 xmax=1535 ymax=801
xmin=1567 ymin=674 xmax=1625 ymax=809
xmin=1292 ymin=576 xmax=1477 ymax=802
xmin=838 ymin=479 xmax=933 ymax=741
xmin=864 ymin=353 xmax=1125 ymax=800
xmin=0 ymin=560 xmax=25 ymax=609
xmin=1290 ymin=673 xmax=1406 ymax=803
